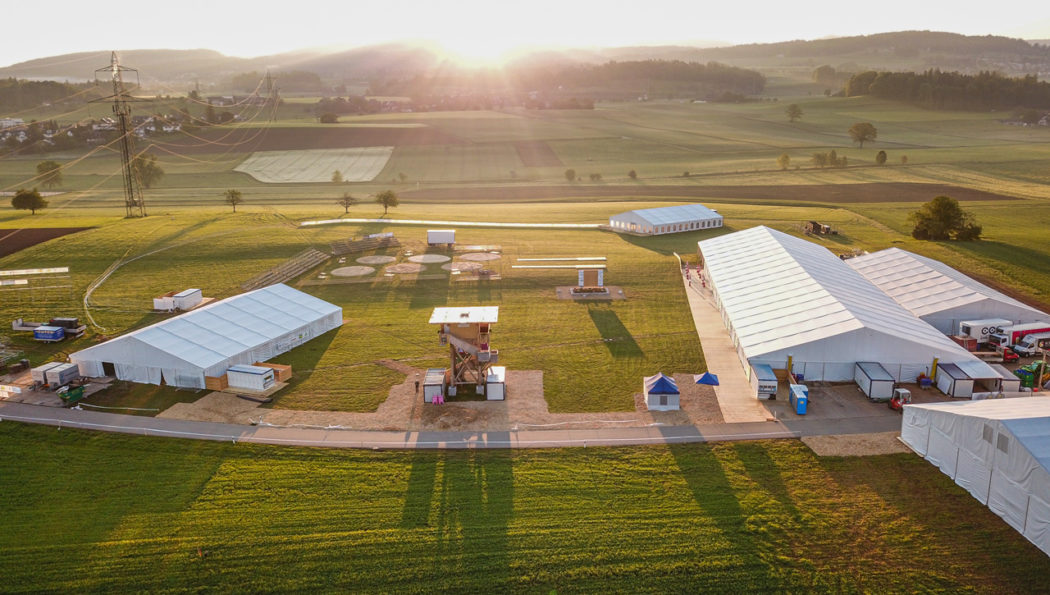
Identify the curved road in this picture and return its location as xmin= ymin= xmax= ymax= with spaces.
xmin=0 ymin=401 xmax=900 ymax=449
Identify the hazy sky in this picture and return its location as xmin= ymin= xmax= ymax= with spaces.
xmin=6 ymin=0 xmax=1050 ymax=67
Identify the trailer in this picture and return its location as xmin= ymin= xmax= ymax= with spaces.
xmin=958 ymin=318 xmax=1012 ymax=344
xmin=427 ymin=229 xmax=455 ymax=248
xmin=751 ymin=363 xmax=778 ymax=400
xmin=33 ymin=326 xmax=65 ymax=342
xmin=854 ymin=361 xmax=895 ymax=401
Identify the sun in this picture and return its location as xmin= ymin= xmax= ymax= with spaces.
xmin=437 ymin=38 xmax=514 ymax=68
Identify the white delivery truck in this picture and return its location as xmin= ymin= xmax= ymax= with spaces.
xmin=958 ymin=318 xmax=1011 ymax=344
xmin=1012 ymin=332 xmax=1050 ymax=357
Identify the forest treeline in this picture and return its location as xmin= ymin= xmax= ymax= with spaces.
xmin=845 ymin=69 xmax=1050 ymax=110
xmin=0 ymin=78 xmax=94 ymax=111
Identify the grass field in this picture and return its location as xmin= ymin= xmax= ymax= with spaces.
xmin=235 ymin=147 xmax=393 ymax=183
xmin=1 ymin=423 xmax=1047 ymax=592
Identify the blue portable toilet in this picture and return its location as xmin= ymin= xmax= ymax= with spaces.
xmin=789 ymin=383 xmax=808 ymax=415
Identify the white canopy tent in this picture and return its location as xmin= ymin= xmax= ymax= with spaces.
xmin=902 ymin=398 xmax=1050 ymax=557
xmin=71 ymin=284 xmax=342 ymax=389
xmin=609 ymin=204 xmax=722 ymax=235
xmin=696 ymin=226 xmax=999 ymax=382
xmin=848 ymin=248 xmax=1048 ymax=334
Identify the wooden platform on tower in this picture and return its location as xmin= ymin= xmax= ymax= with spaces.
xmin=429 ymin=306 xmax=499 ymax=397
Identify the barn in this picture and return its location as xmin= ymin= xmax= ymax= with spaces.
xmin=70 ymin=284 xmax=342 ymax=389
xmin=901 ymin=398 xmax=1050 ymax=557
xmin=695 ymin=226 xmax=999 ymax=383
xmin=847 ymin=247 xmax=1048 ymax=334
xmin=609 ymin=204 xmax=723 ymax=236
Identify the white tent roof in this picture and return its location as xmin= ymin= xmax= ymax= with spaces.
xmin=697 ymin=226 xmax=997 ymax=374
xmin=72 ymin=284 xmax=341 ymax=370
xmin=611 ymin=204 xmax=720 ymax=226
xmin=847 ymin=247 xmax=1047 ymax=320
xmin=429 ymin=306 xmax=499 ymax=324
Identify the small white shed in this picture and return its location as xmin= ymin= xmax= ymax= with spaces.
xmin=989 ymin=363 xmax=1021 ymax=393
xmin=173 ymin=288 xmax=203 ymax=310
xmin=486 ymin=366 xmax=506 ymax=401
xmin=153 ymin=291 xmax=176 ymax=311
xmin=427 ymin=230 xmax=455 ymax=247
xmin=422 ymin=368 xmax=445 ymax=403
xmin=643 ymin=373 xmax=680 ymax=411
xmin=226 ymin=364 xmax=275 ymax=392
xmin=854 ymin=361 xmax=895 ymax=401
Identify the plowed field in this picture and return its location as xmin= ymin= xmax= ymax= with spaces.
xmin=0 ymin=228 xmax=90 ymax=258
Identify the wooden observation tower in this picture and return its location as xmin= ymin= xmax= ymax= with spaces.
xmin=429 ymin=307 xmax=499 ymax=396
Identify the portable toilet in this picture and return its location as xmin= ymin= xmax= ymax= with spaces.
xmin=226 ymin=364 xmax=275 ymax=392
xmin=789 ymin=383 xmax=808 ymax=415
xmin=422 ymin=368 xmax=445 ymax=403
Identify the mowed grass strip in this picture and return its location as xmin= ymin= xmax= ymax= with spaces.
xmin=0 ymin=423 xmax=1047 ymax=592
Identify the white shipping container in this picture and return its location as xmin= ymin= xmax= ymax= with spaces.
xmin=959 ymin=319 xmax=1012 ymax=343
xmin=427 ymin=229 xmax=455 ymax=245
xmin=226 ymin=364 xmax=275 ymax=392
xmin=45 ymin=362 xmax=79 ymax=387
xmin=173 ymin=288 xmax=203 ymax=310
xmin=854 ymin=361 xmax=895 ymax=401
xmin=31 ymin=362 xmax=63 ymax=384
xmin=486 ymin=366 xmax=506 ymax=401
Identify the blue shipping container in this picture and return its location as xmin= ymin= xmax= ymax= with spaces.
xmin=33 ymin=326 xmax=65 ymax=342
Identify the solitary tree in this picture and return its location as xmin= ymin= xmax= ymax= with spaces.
xmin=785 ymin=104 xmax=803 ymax=122
xmin=777 ymin=153 xmax=791 ymax=170
xmin=875 ymin=150 xmax=887 ymax=165
xmin=131 ymin=153 xmax=165 ymax=189
xmin=628 ymin=169 xmax=637 ymax=180
xmin=909 ymin=195 xmax=981 ymax=241
xmin=901 ymin=155 xmax=909 ymax=165
xmin=332 ymin=170 xmax=343 ymax=184
xmin=224 ymin=188 xmax=244 ymax=213
xmin=36 ymin=160 xmax=62 ymax=189
xmin=375 ymin=189 xmax=398 ymax=216
xmin=564 ymin=168 xmax=576 ymax=182
xmin=337 ymin=192 xmax=357 ymax=214
xmin=319 ymin=113 xmax=339 ymax=123
xmin=848 ymin=122 xmax=877 ymax=148
xmin=11 ymin=188 xmax=47 ymax=215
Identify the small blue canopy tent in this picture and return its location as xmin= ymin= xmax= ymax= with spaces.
xmin=694 ymin=372 xmax=719 ymax=386
xmin=644 ymin=373 xmax=679 ymax=394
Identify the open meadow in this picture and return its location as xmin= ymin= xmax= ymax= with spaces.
xmin=1 ymin=423 xmax=1048 ymax=592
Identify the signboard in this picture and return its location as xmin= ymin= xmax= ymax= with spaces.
xmin=0 ymin=384 xmax=23 ymax=397
xmin=0 ymin=267 xmax=69 ymax=277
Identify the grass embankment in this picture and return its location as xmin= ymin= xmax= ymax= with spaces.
xmin=0 ymin=423 xmax=1046 ymax=592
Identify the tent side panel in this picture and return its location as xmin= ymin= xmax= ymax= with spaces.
xmin=989 ymin=470 xmax=1030 ymax=532
xmin=926 ymin=426 xmax=959 ymax=478
xmin=1023 ymin=496 xmax=1050 ymax=557
xmin=901 ymin=407 xmax=931 ymax=456
xmin=955 ymin=449 xmax=993 ymax=505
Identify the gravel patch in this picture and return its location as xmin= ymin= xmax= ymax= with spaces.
xmin=442 ymin=261 xmax=484 ymax=272
xmin=386 ymin=263 xmax=426 ymax=274
xmin=460 ymin=252 xmax=501 ymax=261
xmin=801 ymin=432 xmax=911 ymax=456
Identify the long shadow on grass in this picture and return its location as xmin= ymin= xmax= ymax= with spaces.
xmin=406 ymin=278 xmax=451 ymax=310
xmin=263 ymin=327 xmax=340 ymax=409
xmin=401 ymin=445 xmax=514 ymax=588
xmin=617 ymin=225 xmax=737 ymax=256
xmin=588 ymin=305 xmax=643 ymax=358
xmin=665 ymin=442 xmax=779 ymax=590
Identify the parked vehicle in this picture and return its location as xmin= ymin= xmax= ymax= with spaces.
xmin=958 ymin=319 xmax=1011 ymax=344
xmin=889 ymin=388 xmax=912 ymax=413
xmin=1012 ymin=332 xmax=1050 ymax=357
xmin=989 ymin=322 xmax=1050 ymax=351
xmin=974 ymin=349 xmax=1020 ymax=363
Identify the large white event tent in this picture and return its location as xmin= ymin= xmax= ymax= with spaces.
xmin=696 ymin=226 xmax=998 ymax=382
xmin=902 ymin=398 xmax=1050 ymax=557
xmin=70 ymin=284 xmax=342 ymax=389
xmin=609 ymin=204 xmax=723 ymax=235
xmin=848 ymin=247 xmax=1048 ymax=334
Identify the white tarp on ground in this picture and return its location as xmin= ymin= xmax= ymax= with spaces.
xmin=848 ymin=247 xmax=1049 ymax=334
xmin=901 ymin=398 xmax=1050 ymax=557
xmin=71 ymin=284 xmax=342 ymax=389
xmin=696 ymin=226 xmax=998 ymax=381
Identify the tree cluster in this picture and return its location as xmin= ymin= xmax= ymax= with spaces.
xmin=0 ymin=78 xmax=94 ymax=111
xmin=845 ymin=69 xmax=1050 ymax=110
xmin=811 ymin=151 xmax=847 ymax=168
xmin=909 ymin=195 xmax=982 ymax=241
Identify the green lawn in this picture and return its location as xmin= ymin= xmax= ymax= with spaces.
xmin=0 ymin=423 xmax=1046 ymax=592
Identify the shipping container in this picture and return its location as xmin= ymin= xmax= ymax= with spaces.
xmin=854 ymin=361 xmax=895 ymax=401
xmin=173 ymin=288 xmax=203 ymax=311
xmin=422 ymin=368 xmax=445 ymax=403
xmin=226 ymin=364 xmax=275 ymax=392
xmin=45 ymin=362 xmax=79 ymax=388
xmin=751 ymin=363 xmax=778 ymax=400
xmin=936 ymin=363 xmax=975 ymax=398
xmin=33 ymin=325 xmax=65 ymax=342
xmin=958 ymin=319 xmax=1012 ymax=343
xmin=31 ymin=362 xmax=63 ymax=384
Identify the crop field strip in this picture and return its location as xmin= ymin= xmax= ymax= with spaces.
xmin=0 ymin=423 xmax=1047 ymax=592
xmin=235 ymin=147 xmax=394 ymax=183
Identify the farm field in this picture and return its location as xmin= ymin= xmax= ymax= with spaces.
xmin=1 ymin=423 xmax=1048 ymax=592
xmin=235 ymin=147 xmax=394 ymax=183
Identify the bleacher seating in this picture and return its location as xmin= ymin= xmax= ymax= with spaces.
xmin=241 ymin=248 xmax=331 ymax=291
xmin=330 ymin=235 xmax=401 ymax=256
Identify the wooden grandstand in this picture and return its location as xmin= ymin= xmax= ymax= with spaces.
xmin=241 ymin=248 xmax=331 ymax=291
xmin=330 ymin=234 xmax=401 ymax=256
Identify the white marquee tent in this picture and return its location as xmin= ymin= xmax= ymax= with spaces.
xmin=848 ymin=247 xmax=1048 ymax=334
xmin=902 ymin=398 xmax=1050 ymax=557
xmin=696 ymin=226 xmax=999 ymax=382
xmin=609 ymin=204 xmax=723 ymax=235
xmin=70 ymin=284 xmax=342 ymax=389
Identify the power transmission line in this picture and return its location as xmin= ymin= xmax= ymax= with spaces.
xmin=92 ymin=51 xmax=148 ymax=218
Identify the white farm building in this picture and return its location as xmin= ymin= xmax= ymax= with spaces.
xmin=609 ymin=204 xmax=723 ymax=235
xmin=902 ymin=398 xmax=1050 ymax=557
xmin=848 ymin=247 xmax=1048 ymax=334
xmin=696 ymin=226 xmax=999 ymax=383
xmin=70 ymin=284 xmax=342 ymax=389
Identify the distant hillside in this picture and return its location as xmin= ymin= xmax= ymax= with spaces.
xmin=2 ymin=31 xmax=1047 ymax=90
